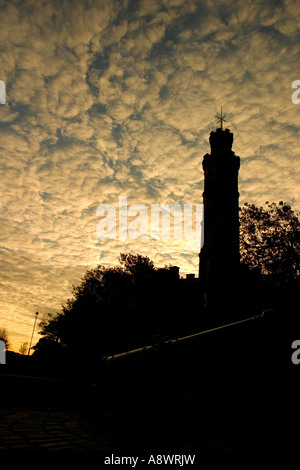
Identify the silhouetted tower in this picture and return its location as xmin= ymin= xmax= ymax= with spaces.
xmin=199 ymin=109 xmax=240 ymax=315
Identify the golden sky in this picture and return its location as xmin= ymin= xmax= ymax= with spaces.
xmin=0 ymin=0 xmax=299 ymax=351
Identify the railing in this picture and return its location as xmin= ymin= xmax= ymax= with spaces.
xmin=100 ymin=313 xmax=265 ymax=364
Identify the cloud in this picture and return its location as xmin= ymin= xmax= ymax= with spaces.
xmin=0 ymin=0 xmax=299 ymax=350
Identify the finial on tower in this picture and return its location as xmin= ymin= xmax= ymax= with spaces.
xmin=216 ymin=106 xmax=227 ymax=130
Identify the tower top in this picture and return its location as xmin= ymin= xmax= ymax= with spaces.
xmin=216 ymin=106 xmax=227 ymax=130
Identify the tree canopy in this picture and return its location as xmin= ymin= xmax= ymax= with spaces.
xmin=239 ymin=201 xmax=300 ymax=282
xmin=34 ymin=202 xmax=300 ymax=368
xmin=35 ymin=253 xmax=160 ymax=365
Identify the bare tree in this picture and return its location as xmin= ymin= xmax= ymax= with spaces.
xmin=0 ymin=328 xmax=11 ymax=350
xmin=19 ymin=342 xmax=28 ymax=355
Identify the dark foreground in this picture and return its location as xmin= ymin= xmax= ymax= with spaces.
xmin=1 ymin=314 xmax=300 ymax=454
xmin=1 ymin=377 xmax=299 ymax=454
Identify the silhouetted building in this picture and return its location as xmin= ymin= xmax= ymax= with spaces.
xmin=199 ymin=119 xmax=240 ymax=316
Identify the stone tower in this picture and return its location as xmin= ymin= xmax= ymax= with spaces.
xmin=199 ymin=112 xmax=240 ymax=315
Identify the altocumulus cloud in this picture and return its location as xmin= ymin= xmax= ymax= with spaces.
xmin=0 ymin=0 xmax=299 ymax=350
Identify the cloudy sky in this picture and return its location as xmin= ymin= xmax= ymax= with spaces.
xmin=0 ymin=0 xmax=299 ymax=351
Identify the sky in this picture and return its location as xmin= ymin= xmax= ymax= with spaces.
xmin=0 ymin=0 xmax=299 ymax=352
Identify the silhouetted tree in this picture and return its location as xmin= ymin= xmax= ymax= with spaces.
xmin=240 ymin=201 xmax=300 ymax=281
xmin=19 ymin=342 xmax=28 ymax=355
xmin=35 ymin=205 xmax=300 ymax=370
xmin=119 ymin=253 xmax=155 ymax=277
xmin=239 ymin=201 xmax=300 ymax=317
xmin=34 ymin=254 xmax=158 ymax=365
xmin=0 ymin=328 xmax=11 ymax=349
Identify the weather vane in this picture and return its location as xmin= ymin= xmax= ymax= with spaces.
xmin=216 ymin=106 xmax=227 ymax=130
